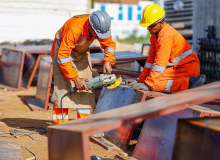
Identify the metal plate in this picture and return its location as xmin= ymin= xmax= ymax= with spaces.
xmin=21 ymin=53 xmax=39 ymax=88
xmin=94 ymin=86 xmax=144 ymax=150
xmin=172 ymin=117 xmax=220 ymax=160
xmin=132 ymin=108 xmax=201 ymax=160
xmin=91 ymin=51 xmax=147 ymax=64
xmin=132 ymin=104 xmax=220 ymax=160
xmin=0 ymin=48 xmax=24 ymax=88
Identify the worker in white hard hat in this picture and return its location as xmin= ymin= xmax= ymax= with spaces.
xmin=50 ymin=10 xmax=116 ymax=124
xmin=126 ymin=4 xmax=205 ymax=93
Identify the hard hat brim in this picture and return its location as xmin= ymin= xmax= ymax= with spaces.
xmin=94 ymin=29 xmax=111 ymax=39
xmin=139 ymin=18 xmax=151 ymax=27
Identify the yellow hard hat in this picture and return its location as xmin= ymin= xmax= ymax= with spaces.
xmin=139 ymin=4 xmax=165 ymax=27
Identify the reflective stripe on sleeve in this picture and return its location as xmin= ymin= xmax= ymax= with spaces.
xmin=57 ymin=57 xmax=70 ymax=64
xmin=56 ymin=28 xmax=62 ymax=39
xmin=104 ymin=53 xmax=115 ymax=61
xmin=165 ymin=80 xmax=173 ymax=93
xmin=152 ymin=64 xmax=166 ymax=72
xmin=145 ymin=62 xmax=153 ymax=69
xmin=104 ymin=47 xmax=115 ymax=54
xmin=167 ymin=49 xmax=193 ymax=67
xmin=144 ymin=62 xmax=165 ymax=72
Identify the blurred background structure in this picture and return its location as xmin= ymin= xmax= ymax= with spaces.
xmin=1 ymin=0 xmax=220 ymax=83
xmin=0 ymin=0 xmax=91 ymax=43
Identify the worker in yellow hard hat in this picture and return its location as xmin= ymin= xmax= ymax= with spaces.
xmin=126 ymin=4 xmax=205 ymax=93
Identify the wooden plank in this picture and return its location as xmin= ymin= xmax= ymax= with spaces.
xmin=90 ymin=137 xmax=122 ymax=151
xmin=48 ymin=82 xmax=220 ymax=160
xmin=0 ymin=141 xmax=22 ymax=160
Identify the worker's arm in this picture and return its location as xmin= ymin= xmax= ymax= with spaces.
xmin=138 ymin=36 xmax=156 ymax=83
xmin=57 ymin=28 xmax=79 ymax=81
xmin=144 ymin=35 xmax=173 ymax=90
xmin=99 ymin=36 xmax=116 ymax=73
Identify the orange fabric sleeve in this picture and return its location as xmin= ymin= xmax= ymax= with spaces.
xmin=138 ymin=36 xmax=156 ymax=83
xmin=57 ymin=28 xmax=79 ymax=80
xmin=145 ymin=35 xmax=173 ymax=90
xmin=99 ymin=36 xmax=116 ymax=65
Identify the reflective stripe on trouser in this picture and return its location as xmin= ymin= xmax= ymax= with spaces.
xmin=52 ymin=103 xmax=69 ymax=125
xmin=152 ymin=61 xmax=200 ymax=92
xmin=77 ymin=108 xmax=91 ymax=119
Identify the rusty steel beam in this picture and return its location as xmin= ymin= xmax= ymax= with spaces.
xmin=48 ymin=82 xmax=220 ymax=160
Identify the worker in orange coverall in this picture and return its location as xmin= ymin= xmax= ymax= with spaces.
xmin=126 ymin=4 xmax=205 ymax=93
xmin=51 ymin=10 xmax=116 ymax=124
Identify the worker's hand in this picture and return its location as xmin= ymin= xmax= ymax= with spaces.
xmin=131 ymin=83 xmax=150 ymax=91
xmin=125 ymin=79 xmax=138 ymax=86
xmin=103 ymin=61 xmax=112 ymax=74
xmin=73 ymin=77 xmax=89 ymax=91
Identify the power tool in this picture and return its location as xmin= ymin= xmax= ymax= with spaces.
xmin=60 ymin=73 xmax=122 ymax=122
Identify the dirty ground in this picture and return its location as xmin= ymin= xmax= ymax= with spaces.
xmin=0 ymin=42 xmax=149 ymax=160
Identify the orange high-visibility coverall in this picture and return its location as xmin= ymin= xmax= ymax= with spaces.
xmin=138 ymin=23 xmax=200 ymax=92
xmin=51 ymin=14 xmax=116 ymax=124
xmin=51 ymin=14 xmax=116 ymax=80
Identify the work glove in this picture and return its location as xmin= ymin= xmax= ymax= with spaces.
xmin=125 ymin=79 xmax=138 ymax=86
xmin=131 ymin=82 xmax=150 ymax=91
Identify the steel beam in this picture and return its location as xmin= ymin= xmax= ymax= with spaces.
xmin=48 ymin=82 xmax=220 ymax=160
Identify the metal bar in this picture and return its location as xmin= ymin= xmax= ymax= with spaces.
xmin=48 ymin=82 xmax=220 ymax=160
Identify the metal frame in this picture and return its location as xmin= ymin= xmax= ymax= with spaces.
xmin=48 ymin=82 xmax=220 ymax=160
xmin=24 ymin=57 xmax=53 ymax=111
xmin=0 ymin=45 xmax=51 ymax=90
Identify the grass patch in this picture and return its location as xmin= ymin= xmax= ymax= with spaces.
xmin=116 ymin=29 xmax=151 ymax=44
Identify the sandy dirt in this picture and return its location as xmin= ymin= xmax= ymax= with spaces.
xmin=0 ymin=42 xmax=149 ymax=160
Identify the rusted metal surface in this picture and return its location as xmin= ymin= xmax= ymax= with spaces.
xmin=26 ymin=55 xmax=50 ymax=89
xmin=48 ymin=82 xmax=220 ymax=160
xmin=0 ymin=45 xmax=51 ymax=90
xmin=172 ymin=117 xmax=220 ymax=160
xmin=0 ymin=48 xmax=24 ymax=89
xmin=94 ymin=86 xmax=143 ymax=150
xmin=0 ymin=141 xmax=22 ymax=160
xmin=25 ymin=57 xmax=52 ymax=111
xmin=132 ymin=104 xmax=220 ymax=160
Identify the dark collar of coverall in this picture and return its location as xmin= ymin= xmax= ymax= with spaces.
xmin=155 ymin=22 xmax=167 ymax=39
xmin=83 ymin=20 xmax=93 ymax=39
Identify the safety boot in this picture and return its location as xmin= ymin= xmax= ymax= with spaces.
xmin=189 ymin=74 xmax=206 ymax=88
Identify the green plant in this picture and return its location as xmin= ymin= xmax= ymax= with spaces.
xmin=116 ymin=29 xmax=151 ymax=44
